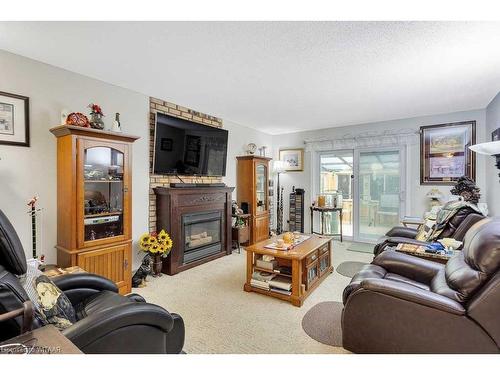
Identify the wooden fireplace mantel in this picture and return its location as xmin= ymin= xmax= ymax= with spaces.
xmin=154 ymin=185 xmax=235 ymax=275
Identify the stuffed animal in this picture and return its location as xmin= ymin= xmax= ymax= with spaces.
xmin=132 ymin=254 xmax=152 ymax=288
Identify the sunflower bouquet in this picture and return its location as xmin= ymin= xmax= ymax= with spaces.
xmin=139 ymin=229 xmax=173 ymax=258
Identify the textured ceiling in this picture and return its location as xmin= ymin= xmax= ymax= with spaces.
xmin=0 ymin=21 xmax=499 ymax=134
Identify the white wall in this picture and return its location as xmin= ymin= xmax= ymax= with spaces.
xmin=0 ymin=50 xmax=271 ymax=268
xmin=223 ymin=119 xmax=273 ymax=197
xmin=272 ymin=109 xmax=488 ymax=234
xmin=0 ymin=50 xmax=150 ymax=267
xmin=485 ymin=91 xmax=500 ymax=216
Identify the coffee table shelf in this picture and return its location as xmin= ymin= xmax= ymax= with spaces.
xmin=244 ymin=234 xmax=333 ymax=307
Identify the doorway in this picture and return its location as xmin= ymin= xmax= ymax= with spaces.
xmin=318 ymin=147 xmax=405 ymax=243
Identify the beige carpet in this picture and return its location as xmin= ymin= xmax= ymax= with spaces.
xmin=134 ymin=240 xmax=373 ymax=354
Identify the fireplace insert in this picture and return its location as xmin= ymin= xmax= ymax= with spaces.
xmin=182 ymin=211 xmax=223 ymax=264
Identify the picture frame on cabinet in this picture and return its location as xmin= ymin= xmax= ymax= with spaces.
xmin=0 ymin=91 xmax=30 ymax=147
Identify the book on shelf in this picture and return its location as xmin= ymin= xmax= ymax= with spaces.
xmin=268 ymin=276 xmax=292 ymax=291
xmin=250 ymin=279 xmax=270 ymax=291
xmin=255 ymin=258 xmax=278 ymax=271
xmin=270 ymin=287 xmax=292 ymax=296
xmin=276 ymin=266 xmax=292 ymax=275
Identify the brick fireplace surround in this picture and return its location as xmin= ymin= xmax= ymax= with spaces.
xmin=148 ymin=97 xmax=224 ymax=232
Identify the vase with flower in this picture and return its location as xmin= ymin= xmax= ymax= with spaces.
xmin=138 ymin=229 xmax=173 ymax=277
xmin=88 ymin=103 xmax=105 ymax=130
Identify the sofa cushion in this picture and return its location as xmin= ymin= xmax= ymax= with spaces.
xmin=75 ymin=290 xmax=136 ymax=320
xmin=0 ymin=210 xmax=27 ymax=276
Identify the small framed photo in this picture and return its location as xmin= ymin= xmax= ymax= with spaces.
xmin=0 ymin=91 xmax=30 ymax=147
xmin=279 ymin=148 xmax=304 ymax=172
xmin=420 ymin=121 xmax=475 ymax=185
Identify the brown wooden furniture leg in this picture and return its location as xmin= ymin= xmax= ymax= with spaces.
xmin=244 ymin=249 xmax=253 ymax=292
xmin=291 ymin=258 xmax=302 ymax=307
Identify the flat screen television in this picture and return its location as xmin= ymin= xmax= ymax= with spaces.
xmin=153 ymin=113 xmax=228 ymax=176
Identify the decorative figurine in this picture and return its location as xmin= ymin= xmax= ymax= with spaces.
xmin=111 ymin=112 xmax=122 ymax=132
xmin=66 ymin=112 xmax=90 ymax=127
xmin=131 ymin=254 xmax=152 ymax=288
xmin=450 ymin=176 xmax=481 ymax=204
xmin=88 ymin=103 xmax=105 ymax=130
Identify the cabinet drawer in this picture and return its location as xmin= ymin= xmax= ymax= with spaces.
xmin=319 ymin=243 xmax=329 ymax=255
xmin=305 ymin=250 xmax=319 ymax=265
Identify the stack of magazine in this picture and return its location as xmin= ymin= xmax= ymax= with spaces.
xmin=250 ymin=271 xmax=292 ymax=296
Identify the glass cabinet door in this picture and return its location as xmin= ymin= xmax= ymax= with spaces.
xmin=83 ymin=146 xmax=125 ymax=242
xmin=255 ymin=163 xmax=267 ymax=213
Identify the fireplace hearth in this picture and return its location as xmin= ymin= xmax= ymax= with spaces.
xmin=154 ymin=186 xmax=234 ymax=275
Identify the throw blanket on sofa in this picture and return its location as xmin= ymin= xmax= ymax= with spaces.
xmin=426 ymin=200 xmax=482 ymax=241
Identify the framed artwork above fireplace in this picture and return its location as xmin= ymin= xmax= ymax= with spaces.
xmin=420 ymin=121 xmax=476 ymax=185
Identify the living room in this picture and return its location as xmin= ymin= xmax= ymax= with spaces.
xmin=1 ymin=1 xmax=500 ymax=372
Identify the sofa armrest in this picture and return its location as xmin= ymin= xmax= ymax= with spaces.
xmin=52 ymin=273 xmax=118 ymax=306
xmin=386 ymin=226 xmax=418 ymax=238
xmin=63 ymin=302 xmax=175 ymax=351
xmin=360 ymin=278 xmax=465 ymax=315
xmin=372 ymin=250 xmax=444 ymax=284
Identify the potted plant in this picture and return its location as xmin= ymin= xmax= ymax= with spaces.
xmin=138 ymin=229 xmax=173 ymax=277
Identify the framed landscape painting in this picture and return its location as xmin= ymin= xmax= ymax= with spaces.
xmin=0 ymin=91 xmax=30 ymax=147
xmin=279 ymin=148 xmax=304 ymax=172
xmin=420 ymin=121 xmax=475 ymax=185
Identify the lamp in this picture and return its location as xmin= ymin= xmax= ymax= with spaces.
xmin=469 ymin=141 xmax=500 ymax=180
xmin=273 ymin=160 xmax=287 ymax=234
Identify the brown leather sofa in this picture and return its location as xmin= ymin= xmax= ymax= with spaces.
xmin=373 ymin=205 xmax=484 ymax=256
xmin=342 ymin=217 xmax=500 ymax=353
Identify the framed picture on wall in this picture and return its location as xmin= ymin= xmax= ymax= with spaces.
xmin=279 ymin=148 xmax=304 ymax=172
xmin=0 ymin=91 xmax=30 ymax=147
xmin=420 ymin=121 xmax=476 ymax=185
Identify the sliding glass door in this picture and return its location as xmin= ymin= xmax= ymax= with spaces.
xmin=355 ymin=148 xmax=404 ymax=242
xmin=317 ymin=147 xmax=405 ymax=243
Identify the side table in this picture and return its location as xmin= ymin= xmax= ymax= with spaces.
xmin=0 ymin=325 xmax=82 ymax=354
xmin=310 ymin=206 xmax=343 ymax=242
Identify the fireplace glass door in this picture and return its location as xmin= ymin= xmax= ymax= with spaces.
xmin=183 ymin=211 xmax=223 ymax=264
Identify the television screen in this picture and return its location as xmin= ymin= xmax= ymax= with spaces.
xmin=153 ymin=113 xmax=228 ymax=176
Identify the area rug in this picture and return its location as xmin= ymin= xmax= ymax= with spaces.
xmin=336 ymin=261 xmax=367 ymax=278
xmin=347 ymin=242 xmax=374 ymax=254
xmin=301 ymin=301 xmax=344 ymax=347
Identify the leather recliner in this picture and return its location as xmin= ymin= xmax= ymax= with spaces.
xmin=342 ymin=217 xmax=500 ymax=353
xmin=0 ymin=209 xmax=185 ymax=353
xmin=373 ymin=204 xmax=484 ymax=256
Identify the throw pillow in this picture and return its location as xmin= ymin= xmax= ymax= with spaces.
xmin=415 ymin=217 xmax=436 ymax=241
xmin=34 ymin=275 xmax=76 ymax=330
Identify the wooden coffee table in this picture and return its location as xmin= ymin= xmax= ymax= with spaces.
xmin=244 ymin=234 xmax=333 ymax=307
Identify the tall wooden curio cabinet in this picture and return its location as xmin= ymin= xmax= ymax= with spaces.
xmin=236 ymin=155 xmax=272 ymax=245
xmin=50 ymin=125 xmax=140 ymax=294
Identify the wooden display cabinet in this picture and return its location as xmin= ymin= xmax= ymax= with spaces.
xmin=236 ymin=155 xmax=272 ymax=245
xmin=50 ymin=126 xmax=140 ymax=294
